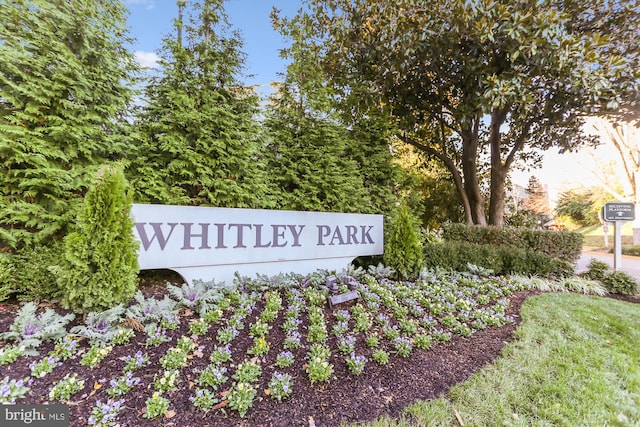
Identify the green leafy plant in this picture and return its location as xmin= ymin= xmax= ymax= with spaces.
xmin=602 ymin=270 xmax=639 ymax=296
xmin=0 ymin=302 xmax=74 ymax=355
xmin=153 ymin=370 xmax=179 ymax=394
xmin=189 ymin=318 xmax=209 ymax=336
xmin=80 ymin=346 xmax=113 ymax=369
xmin=305 ymin=357 xmax=334 ymax=383
xmin=582 ymin=259 xmax=610 ymax=282
xmin=107 ymin=372 xmax=140 ymax=398
xmin=0 ymin=376 xmax=30 ymax=404
xmin=54 ymin=164 xmax=139 ymax=312
xmin=247 ymin=335 xmax=270 ymax=356
xmin=49 ymin=373 xmax=85 ymax=402
xmin=70 ymin=305 xmax=127 ymax=346
xmin=346 ymin=353 xmax=367 ymax=375
xmin=275 ymin=351 xmax=295 ymax=368
xmin=143 ymin=392 xmax=170 ymax=419
xmin=49 ymin=336 xmax=81 ymax=361
xmin=88 ymin=399 xmax=125 ymax=427
xmin=267 ymin=372 xmax=293 ymax=401
xmin=372 ymin=349 xmax=389 ymax=365
xmin=191 ymin=388 xmax=218 ymax=412
xmin=233 ymin=360 xmax=262 ymax=383
xmin=30 ymin=356 xmax=60 ymax=378
xmin=198 ymin=365 xmax=228 ymax=390
xmin=210 ymin=345 xmax=232 ymax=364
xmin=167 ymin=280 xmax=225 ymax=317
xmin=0 ymin=345 xmax=25 ymax=365
xmin=126 ymin=291 xmax=179 ymax=325
xmin=226 ymin=382 xmax=256 ymax=417
xmin=384 ymin=205 xmax=424 ymax=279
xmin=122 ymin=351 xmax=150 ymax=373
xmin=160 ymin=347 xmax=188 ymax=370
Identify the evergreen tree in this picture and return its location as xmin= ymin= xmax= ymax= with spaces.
xmin=264 ymin=82 xmax=373 ymax=213
xmin=130 ymin=0 xmax=271 ymax=208
xmin=0 ymin=0 xmax=138 ymax=248
xmin=54 ymin=163 xmax=139 ymax=313
xmin=265 ymin=10 xmax=381 ymax=214
xmin=384 ymin=205 xmax=424 ymax=280
xmin=521 ymin=176 xmax=552 ymax=227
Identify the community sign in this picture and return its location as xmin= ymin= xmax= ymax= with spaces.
xmin=131 ymin=204 xmax=384 ymax=285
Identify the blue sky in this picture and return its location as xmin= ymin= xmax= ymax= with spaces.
xmin=124 ymin=0 xmax=302 ymax=89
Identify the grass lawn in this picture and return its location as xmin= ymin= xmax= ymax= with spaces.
xmin=362 ymin=293 xmax=640 ymax=426
xmin=579 ymin=224 xmax=634 ymax=247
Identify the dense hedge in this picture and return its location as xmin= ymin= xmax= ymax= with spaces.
xmin=0 ymin=243 xmax=63 ymax=302
xmin=441 ymin=223 xmax=583 ymax=263
xmin=423 ymin=241 xmax=574 ymax=277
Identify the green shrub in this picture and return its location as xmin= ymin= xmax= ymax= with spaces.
xmin=423 ymin=241 xmax=573 ymax=277
xmin=0 ymin=252 xmax=16 ymax=302
xmin=53 ymin=163 xmax=139 ymax=312
xmin=441 ymin=223 xmax=583 ymax=263
xmin=621 ymin=245 xmax=640 ymax=256
xmin=581 ymin=259 xmax=610 ymax=282
xmin=0 ymin=243 xmax=65 ymax=302
xmin=384 ymin=205 xmax=424 ymax=280
xmin=601 ymin=271 xmax=639 ymax=296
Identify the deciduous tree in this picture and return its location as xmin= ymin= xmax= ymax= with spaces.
xmin=278 ymin=0 xmax=639 ymax=226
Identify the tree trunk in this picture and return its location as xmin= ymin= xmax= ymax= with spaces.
xmin=461 ymin=126 xmax=487 ymax=226
xmin=488 ymin=109 xmax=510 ymax=227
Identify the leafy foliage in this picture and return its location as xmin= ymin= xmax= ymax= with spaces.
xmin=266 ymin=8 xmax=401 ymax=216
xmin=0 ymin=302 xmax=74 ymax=355
xmin=442 ymin=223 xmax=583 ymax=263
xmin=0 ymin=0 xmax=138 ymax=247
xmin=167 ymin=280 xmax=226 ymax=317
xmin=555 ymin=187 xmax=609 ymax=227
xmin=125 ymin=291 xmax=179 ymax=325
xmin=602 ymin=271 xmax=639 ymax=296
xmin=423 ymin=241 xmax=574 ymax=277
xmin=130 ymin=0 xmax=271 ymax=208
xmin=276 ymin=0 xmax=639 ymax=225
xmin=54 ymin=164 xmax=139 ymax=312
xmin=70 ymin=305 xmax=128 ymax=346
xmin=384 ymin=206 xmax=424 ymax=280
xmin=0 ymin=242 xmax=65 ymax=302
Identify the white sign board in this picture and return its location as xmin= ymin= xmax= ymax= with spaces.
xmin=131 ymin=204 xmax=384 ymax=284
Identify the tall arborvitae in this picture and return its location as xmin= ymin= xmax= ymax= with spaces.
xmin=264 ymin=84 xmax=373 ymax=213
xmin=130 ymin=0 xmax=271 ymax=208
xmin=54 ymin=163 xmax=139 ymax=313
xmin=264 ymin=13 xmax=373 ymax=213
xmin=0 ymin=0 xmax=138 ymax=248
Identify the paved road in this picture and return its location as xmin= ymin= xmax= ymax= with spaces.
xmin=576 ymin=249 xmax=640 ymax=279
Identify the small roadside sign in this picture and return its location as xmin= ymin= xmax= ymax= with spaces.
xmin=603 ymin=202 xmax=635 ymax=222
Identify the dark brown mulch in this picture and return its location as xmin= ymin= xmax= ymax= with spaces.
xmin=0 ymin=282 xmax=636 ymax=427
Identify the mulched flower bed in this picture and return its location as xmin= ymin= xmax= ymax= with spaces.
xmin=3 ymin=267 xmax=626 ymax=427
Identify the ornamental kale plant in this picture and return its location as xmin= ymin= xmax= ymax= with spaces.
xmin=0 ymin=302 xmax=74 ymax=356
xmin=126 ymin=291 xmax=179 ymax=325
xmin=70 ymin=305 xmax=128 ymax=346
xmin=167 ymin=279 xmax=226 ymax=316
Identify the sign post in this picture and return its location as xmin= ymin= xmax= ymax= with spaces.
xmin=603 ymin=202 xmax=635 ymax=270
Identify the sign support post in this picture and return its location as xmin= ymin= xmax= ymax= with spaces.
xmin=603 ymin=202 xmax=635 ymax=271
xmin=614 ymin=221 xmax=622 ymax=270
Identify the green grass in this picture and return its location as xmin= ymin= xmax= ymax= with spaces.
xmin=360 ymin=293 xmax=640 ymax=426
xmin=579 ymin=224 xmax=634 ymax=247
